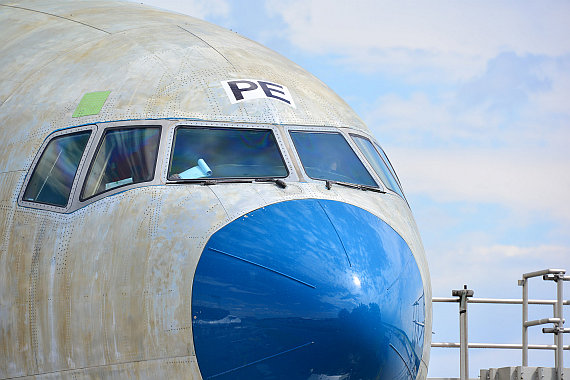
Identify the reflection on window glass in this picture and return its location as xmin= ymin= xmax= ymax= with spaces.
xmin=375 ymin=142 xmax=403 ymax=189
xmin=23 ymin=131 xmax=91 ymax=207
xmin=290 ymin=131 xmax=377 ymax=187
xmin=168 ymin=127 xmax=287 ymax=179
xmin=351 ymin=135 xmax=405 ymax=198
xmin=82 ymin=127 xmax=160 ymax=200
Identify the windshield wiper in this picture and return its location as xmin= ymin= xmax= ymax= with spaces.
xmin=167 ymin=177 xmax=287 ymax=188
xmin=325 ymin=180 xmax=385 ymax=193
xmin=168 ymin=178 xmax=254 ymax=185
xmin=254 ymin=178 xmax=287 ymax=188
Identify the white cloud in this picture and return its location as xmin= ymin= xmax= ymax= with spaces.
xmin=366 ymin=58 xmax=570 ymax=153
xmin=139 ymin=0 xmax=230 ymax=20
xmin=268 ymin=0 xmax=570 ymax=80
xmin=390 ymin=146 xmax=570 ymax=222
xmin=528 ymin=56 xmax=570 ymax=115
xmin=361 ymin=52 xmax=570 ymax=223
xmin=428 ymin=242 xmax=569 ymax=295
xmin=473 ymin=244 xmax=567 ymax=258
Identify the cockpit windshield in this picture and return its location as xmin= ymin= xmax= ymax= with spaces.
xmin=168 ymin=127 xmax=288 ymax=180
xmin=290 ymin=131 xmax=377 ymax=188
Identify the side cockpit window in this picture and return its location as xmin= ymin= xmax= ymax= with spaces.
xmin=81 ymin=127 xmax=160 ymax=200
xmin=351 ymin=134 xmax=405 ymax=199
xmin=23 ymin=131 xmax=91 ymax=207
xmin=290 ymin=131 xmax=377 ymax=188
xmin=168 ymin=127 xmax=287 ymax=180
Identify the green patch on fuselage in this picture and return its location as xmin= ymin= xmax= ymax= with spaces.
xmin=73 ymin=91 xmax=111 ymax=117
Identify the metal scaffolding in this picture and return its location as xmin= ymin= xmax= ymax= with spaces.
xmin=431 ymin=268 xmax=570 ymax=380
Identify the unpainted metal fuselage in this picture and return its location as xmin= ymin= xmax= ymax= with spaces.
xmin=0 ymin=1 xmax=432 ymax=379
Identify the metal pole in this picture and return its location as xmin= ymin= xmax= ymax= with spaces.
xmin=432 ymin=296 xmax=570 ymax=305
xmin=432 ymin=342 xmax=570 ymax=350
xmin=460 ymin=293 xmax=469 ymax=380
xmin=542 ymin=270 xmax=567 ymax=380
xmin=453 ymin=285 xmax=473 ymax=380
xmin=555 ymin=275 xmax=563 ymax=380
xmin=520 ymin=278 xmax=529 ymax=366
xmin=554 ymin=303 xmax=558 ymax=374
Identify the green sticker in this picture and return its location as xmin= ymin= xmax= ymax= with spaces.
xmin=73 ymin=91 xmax=111 ymax=117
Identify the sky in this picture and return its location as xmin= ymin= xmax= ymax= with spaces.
xmin=136 ymin=1 xmax=570 ymax=377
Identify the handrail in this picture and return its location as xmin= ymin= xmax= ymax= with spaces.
xmin=431 ymin=269 xmax=569 ymax=380
xmin=519 ymin=268 xmax=569 ymax=380
xmin=524 ymin=318 xmax=563 ymax=327
xmin=433 ymin=297 xmax=570 ymax=305
xmin=523 ymin=268 xmax=566 ymax=279
xmin=432 ymin=342 xmax=570 ymax=350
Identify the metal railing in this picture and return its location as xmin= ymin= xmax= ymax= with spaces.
xmin=432 ymin=268 xmax=570 ymax=380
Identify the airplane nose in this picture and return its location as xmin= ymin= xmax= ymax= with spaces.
xmin=192 ymin=199 xmax=425 ymax=380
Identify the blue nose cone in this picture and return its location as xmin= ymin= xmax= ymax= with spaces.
xmin=192 ymin=199 xmax=425 ymax=380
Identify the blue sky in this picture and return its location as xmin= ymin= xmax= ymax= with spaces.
xmin=138 ymin=1 xmax=570 ymax=377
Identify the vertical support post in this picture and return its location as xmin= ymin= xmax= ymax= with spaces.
xmin=553 ymin=303 xmax=558 ymax=372
xmin=542 ymin=270 xmax=567 ymax=380
xmin=519 ymin=278 xmax=529 ymax=366
xmin=542 ymin=269 xmax=570 ymax=380
xmin=555 ymin=275 xmax=563 ymax=380
xmin=452 ymin=285 xmax=474 ymax=380
xmin=460 ymin=293 xmax=469 ymax=380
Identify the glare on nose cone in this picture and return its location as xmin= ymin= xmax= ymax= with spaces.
xmin=192 ymin=199 xmax=425 ymax=380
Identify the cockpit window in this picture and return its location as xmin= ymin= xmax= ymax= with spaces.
xmin=81 ymin=127 xmax=160 ymax=200
xmin=23 ymin=131 xmax=91 ymax=207
xmin=351 ymin=135 xmax=405 ymax=199
xmin=168 ymin=127 xmax=288 ymax=180
xmin=290 ymin=131 xmax=377 ymax=187
xmin=375 ymin=142 xmax=403 ymax=188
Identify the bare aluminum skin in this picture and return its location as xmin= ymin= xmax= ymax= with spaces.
xmin=0 ymin=1 xmax=432 ymax=379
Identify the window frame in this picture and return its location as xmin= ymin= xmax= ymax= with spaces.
xmin=18 ymin=119 xmax=300 ymax=213
xmin=374 ymin=140 xmax=404 ymax=191
xmin=349 ymin=133 xmax=406 ymax=200
xmin=18 ymin=124 xmax=97 ymax=212
xmin=165 ymin=122 xmax=294 ymax=183
xmin=283 ymin=125 xmax=383 ymax=190
xmin=78 ymin=124 xmax=163 ymax=202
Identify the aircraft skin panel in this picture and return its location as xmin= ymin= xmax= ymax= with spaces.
xmin=1 ymin=181 xmax=429 ymax=378
xmin=0 ymin=1 xmax=431 ymax=379
xmin=3 ymin=354 xmax=201 ymax=379
xmin=0 ymin=1 xmax=367 ymax=172
xmin=0 ymin=0 xmax=192 ymax=34
xmin=0 ymin=4 xmax=104 ymax=105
